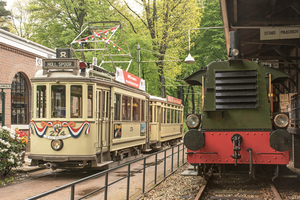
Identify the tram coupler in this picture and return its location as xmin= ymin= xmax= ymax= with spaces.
xmin=231 ymin=134 xmax=243 ymax=166
xmin=45 ymin=162 xmax=58 ymax=170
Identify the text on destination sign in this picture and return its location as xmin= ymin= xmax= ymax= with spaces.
xmin=45 ymin=61 xmax=75 ymax=68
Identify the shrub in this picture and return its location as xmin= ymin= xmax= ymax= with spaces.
xmin=0 ymin=127 xmax=28 ymax=176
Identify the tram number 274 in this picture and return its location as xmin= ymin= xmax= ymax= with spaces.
xmin=50 ymin=131 xmax=66 ymax=136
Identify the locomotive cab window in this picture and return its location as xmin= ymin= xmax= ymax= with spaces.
xmin=36 ymin=85 xmax=46 ymax=118
xmin=71 ymin=85 xmax=82 ymax=118
xmin=51 ymin=85 xmax=66 ymax=118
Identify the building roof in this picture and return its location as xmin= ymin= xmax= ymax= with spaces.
xmin=0 ymin=28 xmax=56 ymax=58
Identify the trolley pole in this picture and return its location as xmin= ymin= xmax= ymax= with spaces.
xmin=137 ymin=44 xmax=140 ymax=77
xmin=0 ymin=84 xmax=11 ymax=127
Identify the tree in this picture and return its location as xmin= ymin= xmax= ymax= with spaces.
xmin=6 ymin=0 xmax=32 ymax=38
xmin=27 ymin=0 xmax=114 ymax=49
xmin=0 ymin=0 xmax=11 ymax=31
xmin=180 ymin=0 xmax=226 ymax=114
xmin=192 ymin=0 xmax=227 ymax=67
xmin=109 ymin=0 xmax=201 ymax=98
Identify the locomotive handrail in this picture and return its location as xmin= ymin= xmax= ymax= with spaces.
xmin=25 ymin=143 xmax=187 ymax=200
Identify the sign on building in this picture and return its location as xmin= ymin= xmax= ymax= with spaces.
xmin=260 ymin=27 xmax=300 ymax=40
xmin=0 ymin=84 xmax=11 ymax=89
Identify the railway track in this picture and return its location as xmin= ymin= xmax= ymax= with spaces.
xmin=194 ymin=173 xmax=285 ymax=200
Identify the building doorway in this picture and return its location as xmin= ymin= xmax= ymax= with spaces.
xmin=11 ymin=72 xmax=30 ymax=125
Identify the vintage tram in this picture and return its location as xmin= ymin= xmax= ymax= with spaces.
xmin=28 ymin=22 xmax=183 ymax=170
xmin=183 ymin=31 xmax=292 ymax=178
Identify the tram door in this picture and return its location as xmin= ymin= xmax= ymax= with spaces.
xmin=97 ymin=90 xmax=110 ymax=152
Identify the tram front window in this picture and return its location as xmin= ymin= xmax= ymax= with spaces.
xmin=71 ymin=85 xmax=82 ymax=118
xmin=51 ymin=85 xmax=66 ymax=118
xmin=37 ymin=85 xmax=46 ymax=118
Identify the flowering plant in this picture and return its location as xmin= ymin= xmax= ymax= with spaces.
xmin=0 ymin=127 xmax=26 ymax=176
xmin=14 ymin=128 xmax=28 ymax=146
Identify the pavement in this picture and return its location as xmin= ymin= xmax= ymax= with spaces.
xmin=16 ymin=152 xmax=41 ymax=172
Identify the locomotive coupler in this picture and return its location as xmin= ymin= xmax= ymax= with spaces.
xmin=231 ymin=134 xmax=243 ymax=166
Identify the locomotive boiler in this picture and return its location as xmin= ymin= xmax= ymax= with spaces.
xmin=183 ymin=31 xmax=292 ymax=178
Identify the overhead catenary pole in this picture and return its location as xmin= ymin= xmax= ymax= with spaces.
xmin=137 ymin=44 xmax=140 ymax=77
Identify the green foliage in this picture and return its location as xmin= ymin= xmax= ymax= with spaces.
xmin=27 ymin=0 xmax=115 ymax=49
xmin=181 ymin=0 xmax=226 ymax=115
xmin=0 ymin=0 xmax=11 ymax=31
xmin=192 ymin=0 xmax=227 ymax=68
xmin=0 ymin=127 xmax=27 ymax=176
xmin=111 ymin=0 xmax=202 ymax=97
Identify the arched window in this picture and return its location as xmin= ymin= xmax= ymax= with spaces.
xmin=11 ymin=72 xmax=30 ymax=124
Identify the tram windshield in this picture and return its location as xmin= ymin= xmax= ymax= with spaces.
xmin=51 ymin=85 xmax=66 ymax=118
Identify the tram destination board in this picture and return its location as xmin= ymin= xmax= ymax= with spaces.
xmin=43 ymin=59 xmax=79 ymax=70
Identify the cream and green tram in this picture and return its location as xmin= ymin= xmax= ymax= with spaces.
xmin=149 ymin=96 xmax=184 ymax=149
xmin=29 ymin=59 xmax=150 ymax=169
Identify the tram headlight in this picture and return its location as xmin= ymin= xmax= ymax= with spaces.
xmin=274 ymin=113 xmax=289 ymax=129
xmin=186 ymin=114 xmax=201 ymax=129
xmin=51 ymin=140 xmax=64 ymax=151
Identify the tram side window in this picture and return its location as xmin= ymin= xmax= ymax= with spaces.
xmin=88 ymin=86 xmax=93 ymax=118
xmin=51 ymin=85 xmax=66 ymax=118
xmin=36 ymin=85 xmax=46 ymax=118
xmin=149 ymin=105 xmax=152 ymax=122
xmin=175 ymin=110 xmax=178 ymax=123
xmin=71 ymin=85 xmax=82 ymax=118
xmin=161 ymin=107 xmax=163 ymax=123
xmin=141 ymin=100 xmax=145 ymax=121
xmin=122 ymin=95 xmax=131 ymax=120
xmin=179 ymin=111 xmax=182 ymax=123
xmin=164 ymin=108 xmax=166 ymax=123
xmin=154 ymin=106 xmax=156 ymax=122
xmin=167 ymin=108 xmax=170 ymax=123
xmin=133 ymin=98 xmax=140 ymax=121
xmin=114 ymin=94 xmax=121 ymax=120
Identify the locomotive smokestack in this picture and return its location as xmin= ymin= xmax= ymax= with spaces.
xmin=229 ymin=31 xmax=242 ymax=60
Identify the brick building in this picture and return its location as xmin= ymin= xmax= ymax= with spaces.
xmin=0 ymin=28 xmax=55 ymax=131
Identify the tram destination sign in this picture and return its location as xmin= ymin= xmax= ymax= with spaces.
xmin=0 ymin=84 xmax=11 ymax=89
xmin=43 ymin=59 xmax=79 ymax=70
